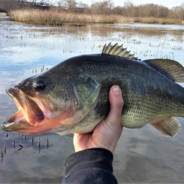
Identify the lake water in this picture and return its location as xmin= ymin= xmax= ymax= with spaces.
xmin=0 ymin=17 xmax=184 ymax=183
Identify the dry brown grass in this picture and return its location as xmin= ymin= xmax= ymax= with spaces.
xmin=9 ymin=9 xmax=183 ymax=26
xmin=0 ymin=12 xmax=7 ymax=17
xmin=10 ymin=9 xmax=119 ymax=25
xmin=133 ymin=17 xmax=182 ymax=24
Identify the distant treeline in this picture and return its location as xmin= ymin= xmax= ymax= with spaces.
xmin=73 ymin=0 xmax=184 ymax=20
xmin=0 ymin=0 xmax=50 ymax=12
xmin=0 ymin=0 xmax=184 ymax=20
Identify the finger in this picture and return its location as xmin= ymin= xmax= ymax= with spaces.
xmin=106 ymin=85 xmax=124 ymax=128
xmin=73 ymin=133 xmax=79 ymax=147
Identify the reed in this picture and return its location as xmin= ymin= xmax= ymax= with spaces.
xmin=0 ymin=12 xmax=7 ymax=17
xmin=133 ymin=17 xmax=182 ymax=24
xmin=9 ymin=9 xmax=183 ymax=26
xmin=9 ymin=9 xmax=118 ymax=25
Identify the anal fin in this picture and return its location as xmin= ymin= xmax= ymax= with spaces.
xmin=150 ymin=117 xmax=181 ymax=137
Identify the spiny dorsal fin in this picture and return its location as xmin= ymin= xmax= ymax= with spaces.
xmin=102 ymin=43 xmax=139 ymax=60
xmin=144 ymin=59 xmax=184 ymax=82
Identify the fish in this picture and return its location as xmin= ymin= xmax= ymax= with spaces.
xmin=2 ymin=43 xmax=184 ymax=137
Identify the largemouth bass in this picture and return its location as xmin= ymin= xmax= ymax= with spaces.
xmin=2 ymin=43 xmax=184 ymax=137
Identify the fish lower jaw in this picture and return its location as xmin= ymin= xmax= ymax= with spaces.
xmin=1 ymin=122 xmax=15 ymax=130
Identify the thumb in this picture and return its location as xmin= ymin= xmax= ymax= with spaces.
xmin=105 ymin=85 xmax=124 ymax=129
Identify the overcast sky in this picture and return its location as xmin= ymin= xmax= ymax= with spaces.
xmin=48 ymin=0 xmax=184 ymax=9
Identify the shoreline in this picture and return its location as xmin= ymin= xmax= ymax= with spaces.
xmin=0 ymin=12 xmax=7 ymax=17
xmin=9 ymin=9 xmax=184 ymax=26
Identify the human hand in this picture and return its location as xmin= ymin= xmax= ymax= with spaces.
xmin=73 ymin=85 xmax=124 ymax=153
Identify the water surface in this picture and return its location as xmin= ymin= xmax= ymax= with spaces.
xmin=0 ymin=18 xmax=184 ymax=183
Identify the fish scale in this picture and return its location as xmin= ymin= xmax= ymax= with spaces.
xmin=2 ymin=43 xmax=184 ymax=137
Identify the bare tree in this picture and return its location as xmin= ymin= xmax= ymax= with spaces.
xmin=0 ymin=0 xmax=24 ymax=11
xmin=63 ymin=0 xmax=76 ymax=12
xmin=123 ymin=0 xmax=136 ymax=17
xmin=91 ymin=0 xmax=114 ymax=15
xmin=169 ymin=4 xmax=184 ymax=19
xmin=58 ymin=0 xmax=64 ymax=8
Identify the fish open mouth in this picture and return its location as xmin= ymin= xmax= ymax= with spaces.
xmin=2 ymin=87 xmax=76 ymax=135
xmin=2 ymin=87 xmax=44 ymax=131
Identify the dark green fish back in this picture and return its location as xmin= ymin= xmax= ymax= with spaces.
xmin=62 ymin=54 xmax=184 ymax=130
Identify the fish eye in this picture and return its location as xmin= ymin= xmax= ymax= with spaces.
xmin=33 ymin=80 xmax=46 ymax=91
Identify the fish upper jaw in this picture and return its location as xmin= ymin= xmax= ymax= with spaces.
xmin=7 ymin=87 xmax=26 ymax=111
xmin=3 ymin=87 xmax=44 ymax=128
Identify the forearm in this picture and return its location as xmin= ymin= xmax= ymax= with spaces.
xmin=62 ymin=148 xmax=118 ymax=184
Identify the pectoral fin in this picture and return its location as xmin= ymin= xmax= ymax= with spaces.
xmin=150 ymin=117 xmax=181 ymax=137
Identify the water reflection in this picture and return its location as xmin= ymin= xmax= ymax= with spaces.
xmin=0 ymin=19 xmax=184 ymax=183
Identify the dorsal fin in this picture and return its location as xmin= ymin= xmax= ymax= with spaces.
xmin=102 ymin=43 xmax=139 ymax=60
xmin=144 ymin=59 xmax=184 ymax=82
